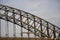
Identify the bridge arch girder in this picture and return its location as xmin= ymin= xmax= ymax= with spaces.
xmin=0 ymin=4 xmax=60 ymax=38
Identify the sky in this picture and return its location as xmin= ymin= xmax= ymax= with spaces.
xmin=0 ymin=0 xmax=60 ymax=27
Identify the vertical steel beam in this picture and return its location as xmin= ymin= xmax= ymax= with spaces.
xmin=53 ymin=26 xmax=56 ymax=38
xmin=13 ymin=24 xmax=16 ymax=37
xmin=46 ymin=22 xmax=50 ymax=38
xmin=5 ymin=10 xmax=9 ymax=37
xmin=20 ymin=11 xmax=23 ymax=37
xmin=27 ymin=14 xmax=29 ymax=38
xmin=0 ymin=9 xmax=1 ymax=37
xmin=13 ymin=10 xmax=16 ymax=37
xmin=34 ymin=16 xmax=36 ymax=37
xmin=5 ymin=21 xmax=9 ymax=37
xmin=40 ymin=19 xmax=43 ymax=37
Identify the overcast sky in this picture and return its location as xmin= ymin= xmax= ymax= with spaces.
xmin=0 ymin=0 xmax=60 ymax=27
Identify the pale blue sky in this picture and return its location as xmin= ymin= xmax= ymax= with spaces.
xmin=0 ymin=0 xmax=60 ymax=27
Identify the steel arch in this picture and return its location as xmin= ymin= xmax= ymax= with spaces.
xmin=0 ymin=4 xmax=60 ymax=38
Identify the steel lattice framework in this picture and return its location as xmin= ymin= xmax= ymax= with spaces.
xmin=0 ymin=4 xmax=60 ymax=38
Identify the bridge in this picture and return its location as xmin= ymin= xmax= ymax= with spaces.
xmin=0 ymin=4 xmax=60 ymax=40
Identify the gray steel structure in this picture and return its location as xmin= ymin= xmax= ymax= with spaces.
xmin=0 ymin=4 xmax=60 ymax=38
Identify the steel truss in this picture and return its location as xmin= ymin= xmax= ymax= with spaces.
xmin=0 ymin=4 xmax=60 ymax=38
